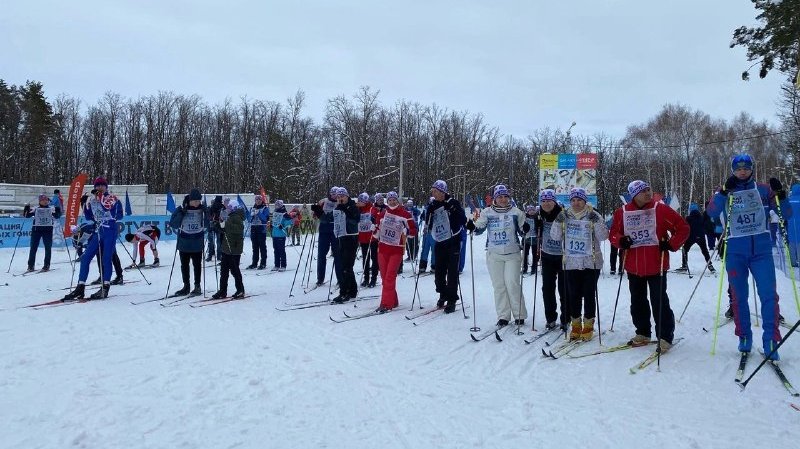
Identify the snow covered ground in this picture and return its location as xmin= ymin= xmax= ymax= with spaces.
xmin=1 ymin=234 xmax=797 ymax=449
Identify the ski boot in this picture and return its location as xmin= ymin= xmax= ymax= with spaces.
xmin=173 ymin=284 xmax=190 ymax=296
xmin=89 ymin=283 xmax=110 ymax=299
xmin=569 ymin=317 xmax=583 ymax=341
xmin=245 ymin=264 xmax=257 ymax=270
xmin=110 ymin=275 xmax=124 ymax=286
xmin=62 ymin=284 xmax=85 ymax=301
xmin=628 ymin=334 xmax=650 ymax=347
xmin=443 ymin=299 xmax=457 ymax=314
xmin=211 ymin=290 xmax=227 ymax=299
xmin=545 ymin=321 xmax=558 ymax=330
xmin=706 ymin=262 xmax=715 ymax=273
xmin=40 ymin=266 xmax=50 ymax=272
xmin=514 ymin=319 xmax=525 ymax=326
xmin=368 ymin=275 xmax=377 ymax=288
xmin=191 ymin=284 xmax=202 ymax=295
xmin=90 ymin=276 xmax=102 ymax=286
xmin=151 ymin=258 xmax=160 ymax=267
xmin=232 ymin=290 xmax=246 ymax=299
xmin=26 ymin=266 xmax=35 ymax=273
xmin=360 ymin=278 xmax=368 ymax=288
xmin=581 ymin=317 xmax=595 ymax=341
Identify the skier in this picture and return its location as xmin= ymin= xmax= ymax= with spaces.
xmin=425 ymin=180 xmax=467 ymax=313
xmin=205 ymin=195 xmax=223 ymax=261
xmin=374 ymin=191 xmax=417 ymax=312
xmin=269 ymin=199 xmax=293 ymax=271
xmin=23 ymin=194 xmax=62 ymax=272
xmin=169 ymin=189 xmax=207 ymax=296
xmin=211 ymin=199 xmax=246 ymax=299
xmin=606 ymin=217 xmax=623 ymax=275
xmin=331 ymin=187 xmax=361 ymax=303
xmin=521 ymin=204 xmax=539 ymax=275
xmin=675 ymin=203 xmax=715 ymax=273
xmin=124 ymin=224 xmax=161 ymax=267
xmin=537 ymin=189 xmax=568 ymax=330
xmin=310 ymin=187 xmax=342 ymax=287
xmin=247 ymin=194 xmax=270 ymax=269
xmin=706 ymin=154 xmax=791 ymax=360
xmin=289 ymin=205 xmax=302 ymax=246
xmin=62 ymin=177 xmax=123 ymax=300
xmin=466 ymin=184 xmax=528 ymax=326
xmin=404 ymin=199 xmax=420 ymax=262
xmin=356 ymin=192 xmax=379 ymax=288
xmin=609 ymin=180 xmax=689 ymax=352
xmin=550 ymin=187 xmax=607 ymax=340
xmin=417 ymin=197 xmax=437 ymax=274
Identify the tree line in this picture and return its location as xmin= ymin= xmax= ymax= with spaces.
xmin=0 ymin=79 xmax=797 ymax=217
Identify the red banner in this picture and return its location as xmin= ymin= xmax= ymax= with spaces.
xmin=63 ymin=173 xmax=88 ymax=237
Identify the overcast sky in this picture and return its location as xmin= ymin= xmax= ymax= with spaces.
xmin=1 ymin=0 xmax=785 ymax=138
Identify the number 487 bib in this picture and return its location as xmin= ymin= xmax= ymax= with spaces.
xmin=729 ymin=188 xmax=767 ymax=238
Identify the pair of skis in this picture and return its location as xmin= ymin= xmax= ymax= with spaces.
xmin=277 ymin=295 xmax=380 ymax=311
xmin=735 ymin=351 xmax=799 ymax=396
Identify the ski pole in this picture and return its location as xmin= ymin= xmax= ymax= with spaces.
xmin=164 ymin=240 xmax=180 ymax=301
xmin=202 ymin=241 xmax=207 ymax=298
xmin=288 ymin=225 xmax=311 ymax=299
xmin=6 ymin=223 xmax=24 ymax=273
xmin=515 ymin=266 xmax=525 ymax=335
xmin=739 ymin=318 xmax=800 ymax=391
xmin=712 ymin=194 xmax=735 ymax=356
xmin=530 ymin=231 xmax=541 ymax=332
xmin=656 ymin=248 xmax=666 ymax=370
xmin=677 ymin=245 xmax=719 ymax=322
xmin=752 ymin=276 xmax=759 ymax=327
xmin=457 ymin=276 xmax=468 ymax=319
xmin=115 ymin=233 xmax=151 ymax=284
xmin=469 ymin=232 xmax=479 ymax=332
xmin=609 ymin=250 xmax=627 ymax=331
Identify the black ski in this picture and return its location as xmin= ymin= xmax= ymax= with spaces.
xmin=735 ymin=352 xmax=749 ymax=383
xmin=470 ymin=324 xmax=504 ymax=342
xmin=523 ymin=327 xmax=560 ymax=345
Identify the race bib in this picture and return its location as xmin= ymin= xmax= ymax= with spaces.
xmin=181 ymin=209 xmax=204 ymax=234
xmin=623 ymin=208 xmax=658 ymax=248
xmin=486 ymin=214 xmax=514 ymax=248
xmin=333 ymin=210 xmax=346 ymax=238
xmin=379 ymin=213 xmax=405 ymax=246
xmin=542 ymin=221 xmax=562 ymax=255
xmin=358 ymin=213 xmax=373 ymax=233
xmin=271 ymin=212 xmax=284 ymax=226
xmin=564 ymin=219 xmax=592 ymax=256
xmin=89 ymin=197 xmax=112 ymax=226
xmin=729 ymin=188 xmax=768 ymax=238
xmin=33 ymin=207 xmax=54 ymax=227
xmin=431 ymin=207 xmax=453 ymax=242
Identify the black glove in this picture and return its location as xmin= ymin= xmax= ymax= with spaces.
xmin=721 ymin=175 xmax=738 ymax=195
xmin=182 ymin=195 xmax=190 ymax=208
xmin=659 ymin=239 xmax=672 ymax=252
xmin=619 ymin=236 xmax=633 ymax=250
xmin=23 ymin=204 xmax=30 ymax=216
xmin=522 ymin=222 xmax=530 ymax=233
xmin=770 ymin=178 xmax=786 ymax=200
xmin=310 ymin=204 xmax=323 ymax=216
xmin=465 ymin=220 xmax=476 ymax=232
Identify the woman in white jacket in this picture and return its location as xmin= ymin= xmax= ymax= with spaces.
xmin=550 ymin=187 xmax=607 ymax=341
xmin=466 ymin=184 xmax=529 ymax=327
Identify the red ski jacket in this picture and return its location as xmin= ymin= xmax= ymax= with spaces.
xmin=609 ymin=199 xmax=689 ymax=277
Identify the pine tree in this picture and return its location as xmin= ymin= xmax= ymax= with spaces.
xmin=731 ymin=0 xmax=800 ymax=82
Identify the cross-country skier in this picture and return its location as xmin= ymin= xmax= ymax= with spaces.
xmin=417 ymin=197 xmax=436 ymax=274
xmin=356 ymin=192 xmax=379 ymax=288
xmin=247 ymin=194 xmax=270 ymax=269
xmin=374 ymin=191 xmax=417 ymax=312
xmin=425 ymin=180 xmax=467 ymax=313
xmin=609 ymin=180 xmax=689 ymax=353
xmin=675 ymin=203 xmax=715 ymax=273
xmin=331 ymin=187 xmax=361 ymax=303
xmin=211 ymin=199 xmax=246 ymax=299
xmin=706 ymin=154 xmax=791 ymax=360
xmin=550 ymin=187 xmax=607 ymax=340
xmin=62 ymin=177 xmax=123 ymax=300
xmin=537 ymin=189 xmax=568 ymax=331
xmin=23 ymin=194 xmax=61 ymax=272
xmin=124 ymin=224 xmax=161 ymax=267
xmin=310 ymin=187 xmax=342 ymax=287
xmin=269 ymin=200 xmax=293 ymax=271
xmin=521 ymin=204 xmax=539 ymax=275
xmin=169 ymin=189 xmax=207 ymax=296
xmin=466 ymin=184 xmax=528 ymax=326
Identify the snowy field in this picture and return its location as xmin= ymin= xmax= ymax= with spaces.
xmin=1 ymin=233 xmax=798 ymax=449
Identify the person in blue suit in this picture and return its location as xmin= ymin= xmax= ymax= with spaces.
xmin=707 ymin=154 xmax=791 ymax=360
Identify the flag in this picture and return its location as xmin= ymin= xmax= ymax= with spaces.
xmin=63 ymin=173 xmax=88 ymax=237
xmin=237 ymin=194 xmax=250 ymax=220
xmin=124 ymin=190 xmax=133 ymax=216
xmin=166 ymin=191 xmax=176 ymax=214
xmin=259 ymin=186 xmax=268 ymax=205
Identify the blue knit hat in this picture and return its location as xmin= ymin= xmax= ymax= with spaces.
xmin=431 ymin=180 xmax=448 ymax=194
xmin=627 ymin=180 xmax=650 ymax=199
xmin=493 ymin=184 xmax=510 ymax=199
xmin=569 ymin=187 xmax=588 ymax=203
xmin=335 ymin=187 xmax=349 ymax=198
xmin=539 ymin=189 xmax=556 ymax=203
xmin=386 ymin=191 xmax=399 ymax=200
xmin=357 ymin=192 xmax=370 ymax=203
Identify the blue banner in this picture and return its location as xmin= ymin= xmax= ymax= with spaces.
xmin=0 ymin=215 xmax=189 ymax=248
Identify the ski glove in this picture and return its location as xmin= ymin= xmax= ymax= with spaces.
xmin=465 ymin=220 xmax=476 ymax=232
xmin=769 ymin=178 xmax=787 ymax=200
xmin=619 ymin=236 xmax=633 ymax=249
xmin=521 ymin=222 xmax=531 ymax=233
xmin=659 ymin=239 xmax=672 ymax=252
xmin=23 ymin=204 xmax=31 ymax=216
xmin=721 ymin=175 xmax=738 ymax=195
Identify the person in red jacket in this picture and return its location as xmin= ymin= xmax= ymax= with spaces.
xmin=356 ymin=192 xmax=379 ymax=288
xmin=609 ymin=180 xmax=689 ymax=352
xmin=374 ymin=191 xmax=418 ymax=312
